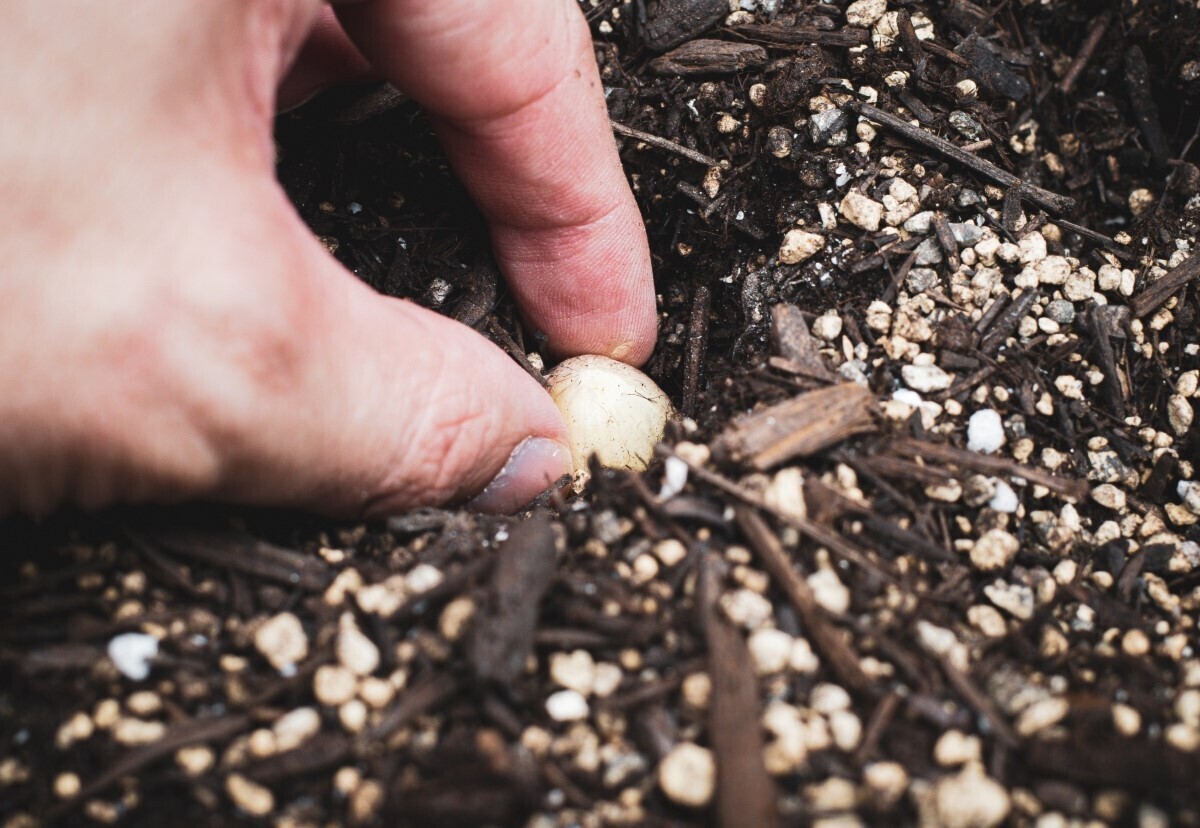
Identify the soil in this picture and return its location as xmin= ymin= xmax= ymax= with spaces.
xmin=5 ymin=1 xmax=1200 ymax=826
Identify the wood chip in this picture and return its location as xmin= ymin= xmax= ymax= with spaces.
xmin=698 ymin=555 xmax=779 ymax=828
xmin=715 ymin=383 xmax=876 ymax=470
xmin=467 ymin=514 xmax=558 ymax=685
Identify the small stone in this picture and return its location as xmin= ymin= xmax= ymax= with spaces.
xmin=1112 ymin=703 xmax=1142 ymax=736
xmin=967 ymin=409 xmax=1005 ymax=454
xmin=810 ymin=683 xmax=852 ymax=714
xmin=653 ymin=539 xmax=688 ymax=567
xmin=1044 ymin=299 xmax=1076 ymax=324
xmin=658 ymin=743 xmax=716 ymax=808
xmin=226 ymin=774 xmax=274 ymax=817
xmin=790 ymin=637 xmax=821 ymax=674
xmin=1018 ymin=232 xmax=1047 ymax=264
xmin=840 ymin=191 xmax=884 ymax=231
xmin=933 ymin=764 xmax=1010 ymax=828
xmin=720 ymin=588 xmax=774 ymax=629
xmin=1036 ymin=256 xmax=1071 ymax=285
xmin=1091 ymin=484 xmax=1126 ymax=512
xmin=1166 ymin=723 xmax=1200 ymax=752
xmin=808 ymin=568 xmax=851 ymax=614
xmin=682 ymin=672 xmax=712 ymax=710
xmin=1064 ymin=269 xmax=1095 ymax=301
xmin=338 ymin=699 xmax=368 ymax=733
xmin=934 ymin=730 xmax=982 ymax=766
xmin=1122 ymin=628 xmax=1151 ymax=657
xmin=967 ymin=604 xmax=1007 ymax=638
xmin=902 ymin=363 xmax=953 ymax=392
xmin=949 ymin=222 xmax=985 ymax=247
xmin=810 ymin=108 xmax=850 ymax=146
xmin=948 ymin=110 xmax=983 ymax=141
xmin=591 ymin=663 xmax=623 ymax=698
xmin=845 ymin=0 xmax=887 ymax=27
xmin=107 ymin=632 xmax=159 ymax=682
xmin=984 ymin=580 xmax=1035 ymax=620
xmin=1015 ymin=697 xmax=1069 ymax=737
xmin=883 ymin=178 xmax=920 ymax=226
xmin=1169 ymin=394 xmax=1194 ymax=435
xmin=989 ymin=480 xmax=1019 ymax=513
xmin=175 ymin=745 xmax=215 ymax=776
xmin=970 ymin=529 xmax=1019 ymax=571
xmin=1129 ymin=188 xmax=1156 ymax=218
xmin=273 ymin=707 xmax=320 ymax=752
xmin=549 ymin=650 xmax=596 ymax=696
xmin=546 ymin=689 xmax=589 ymax=722
xmin=254 ymin=613 xmax=308 ymax=673
xmin=828 ymin=710 xmax=862 ymax=752
xmin=313 ymin=664 xmax=358 ymax=707
xmin=53 ymin=772 xmax=81 ymax=799
xmin=337 ymin=623 xmax=380 ymax=677
xmin=914 ymin=237 xmax=944 ymax=266
xmin=438 ymin=596 xmax=476 ymax=641
xmin=812 ymin=311 xmax=843 ymax=341
xmin=748 ymin=628 xmax=793 ymax=675
xmin=405 ymin=563 xmax=444 ymax=594
xmin=779 ymin=229 xmax=824 ymax=264
xmin=117 ymin=719 xmax=166 ymax=759
xmin=766 ymin=126 xmax=794 ymax=158
xmin=864 ymin=761 xmax=909 ymax=808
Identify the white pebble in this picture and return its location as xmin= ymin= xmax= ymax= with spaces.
xmin=966 ymin=409 xmax=1005 ymax=454
xmin=845 ymin=0 xmax=887 ymax=27
xmin=545 ymin=689 xmax=590 ymax=722
xmin=658 ymin=743 xmax=716 ymax=807
xmin=970 ymin=529 xmax=1019 ymax=571
xmin=902 ymin=363 xmax=954 ymax=392
xmin=933 ymin=764 xmax=1010 ymax=828
xmin=812 ymin=311 xmax=843 ymax=341
xmin=989 ymin=480 xmax=1019 ymax=513
xmin=748 ymin=628 xmax=793 ymax=675
xmin=107 ymin=632 xmax=159 ymax=682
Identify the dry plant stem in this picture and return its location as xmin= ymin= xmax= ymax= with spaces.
xmin=1056 ymin=15 xmax=1110 ymax=96
xmin=51 ymin=715 xmax=252 ymax=819
xmin=1131 ymin=251 xmax=1200 ymax=317
xmin=682 ymin=283 xmax=711 ymax=417
xmin=735 ymin=507 xmax=873 ymax=696
xmin=847 ymin=100 xmax=1075 ymax=214
xmin=698 ymin=554 xmax=779 ymax=828
xmin=890 ymin=437 xmax=1088 ymax=500
xmin=611 ymin=119 xmax=718 ymax=167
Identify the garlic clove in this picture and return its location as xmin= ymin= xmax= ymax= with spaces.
xmin=545 ymin=355 xmax=673 ymax=475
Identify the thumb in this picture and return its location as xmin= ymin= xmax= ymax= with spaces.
xmin=207 ymin=208 xmax=574 ymax=517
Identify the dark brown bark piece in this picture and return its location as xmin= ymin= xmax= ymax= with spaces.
xmin=735 ymin=508 xmax=873 ymax=696
xmin=467 ymin=513 xmax=558 ymax=685
xmin=650 ymin=40 xmax=768 ymax=77
xmin=890 ymin=438 xmax=1089 ymax=500
xmin=642 ymin=0 xmax=726 ymax=52
xmin=955 ymin=33 xmax=1030 ymax=101
xmin=1131 ymin=251 xmax=1200 ymax=318
xmin=730 ymin=24 xmax=869 ymax=48
xmin=698 ymin=555 xmax=779 ymax=828
xmin=770 ymin=303 xmax=836 ymax=381
xmin=715 ymin=383 xmax=876 ymax=470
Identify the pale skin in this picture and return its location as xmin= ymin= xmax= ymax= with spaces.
xmin=1 ymin=0 xmax=657 ymax=516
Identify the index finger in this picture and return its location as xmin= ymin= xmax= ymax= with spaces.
xmin=334 ymin=0 xmax=657 ymax=365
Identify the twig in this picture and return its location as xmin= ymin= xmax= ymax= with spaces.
xmin=682 ymin=283 xmax=711 ymax=417
xmin=847 ymin=100 xmax=1075 ymax=214
xmin=611 ymin=120 xmax=717 ymax=167
xmin=890 ymin=437 xmax=1089 ymax=500
xmin=1055 ymin=217 xmax=1137 ymax=262
xmin=735 ymin=508 xmax=873 ymax=696
xmin=1056 ymin=14 xmax=1109 ymax=96
xmin=1131 ymin=251 xmax=1200 ymax=317
xmin=698 ymin=555 xmax=780 ymax=828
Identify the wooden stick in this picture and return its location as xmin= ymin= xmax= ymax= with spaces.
xmin=611 ymin=119 xmax=717 ymax=167
xmin=847 ymin=100 xmax=1075 ymax=214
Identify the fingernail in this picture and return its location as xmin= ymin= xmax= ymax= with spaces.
xmin=468 ymin=437 xmax=573 ymax=514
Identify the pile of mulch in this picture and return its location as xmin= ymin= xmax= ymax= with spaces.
xmin=5 ymin=0 xmax=1200 ymax=825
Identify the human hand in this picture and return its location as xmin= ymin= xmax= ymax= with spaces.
xmin=0 ymin=0 xmax=656 ymax=516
